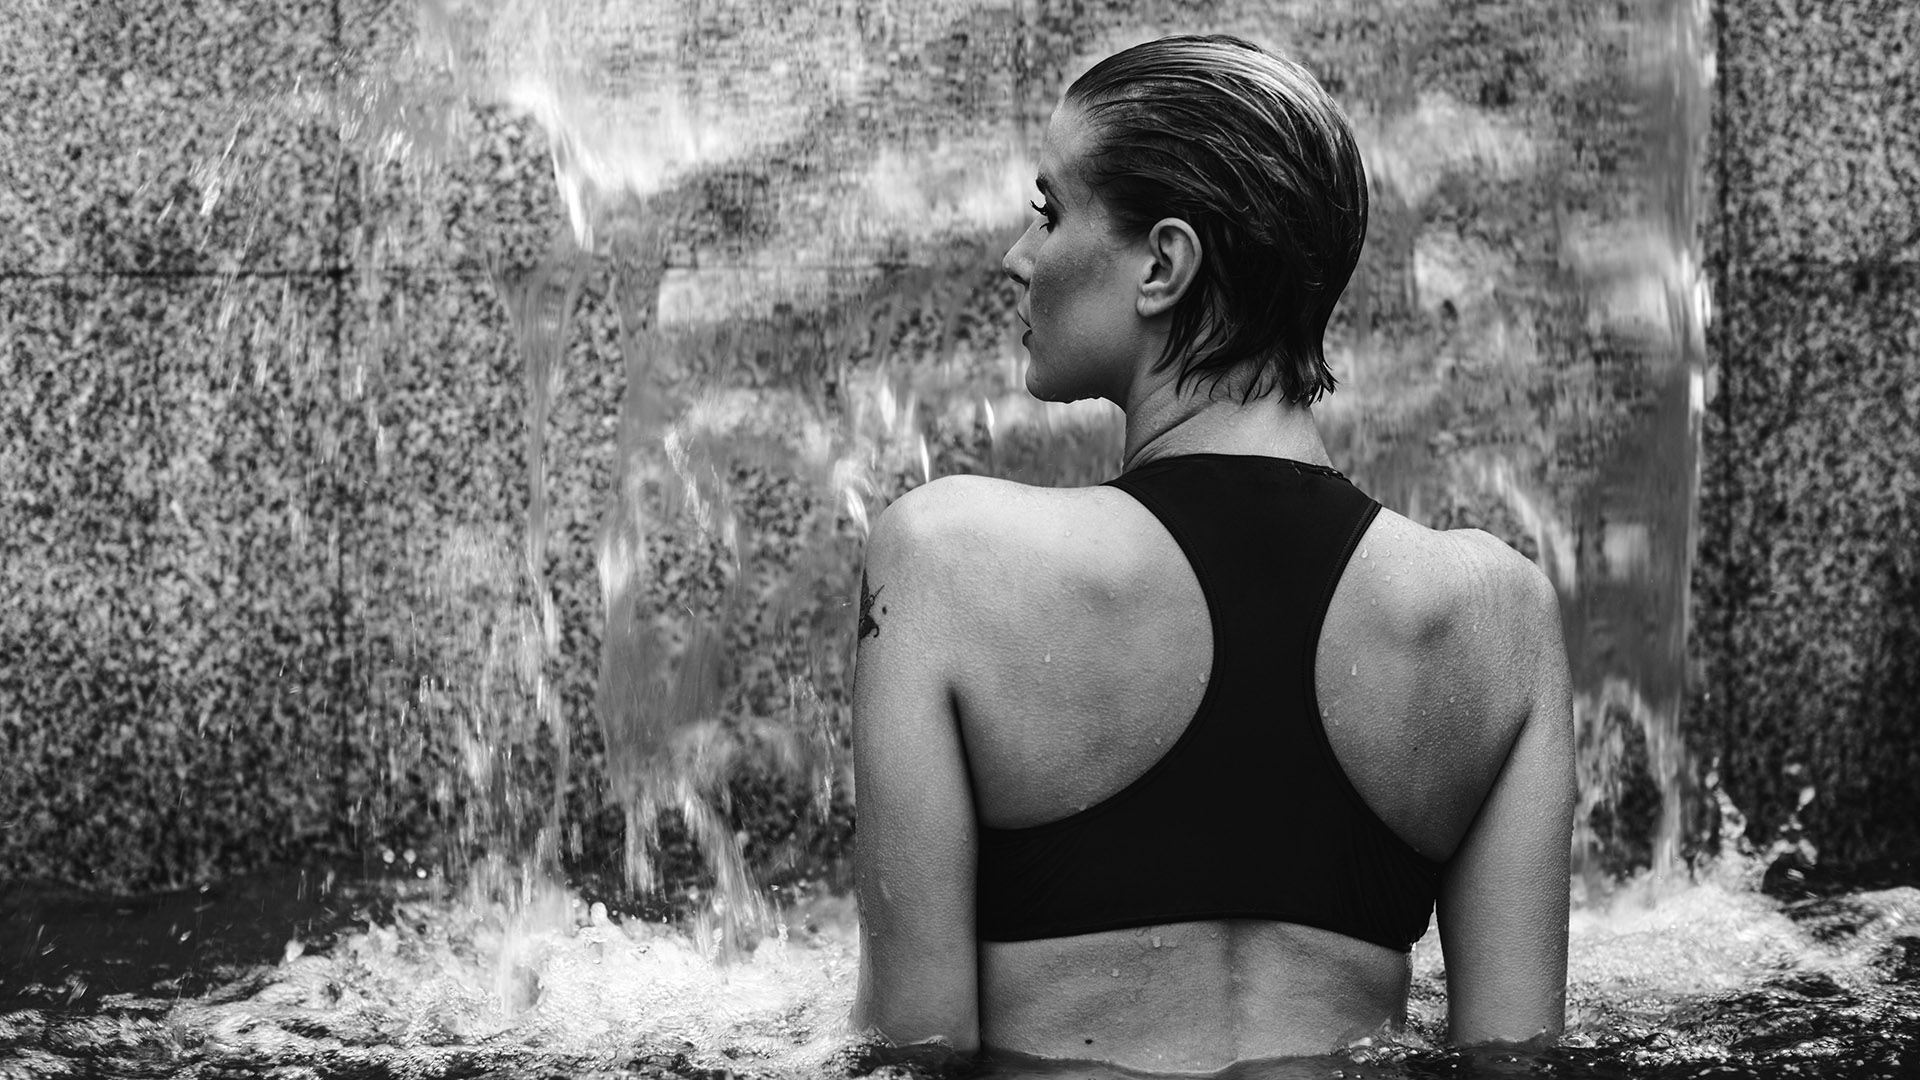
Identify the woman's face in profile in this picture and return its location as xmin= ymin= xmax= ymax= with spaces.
xmin=1003 ymin=105 xmax=1154 ymax=405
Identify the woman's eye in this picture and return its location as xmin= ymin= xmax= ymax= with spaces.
xmin=1029 ymin=200 xmax=1055 ymax=232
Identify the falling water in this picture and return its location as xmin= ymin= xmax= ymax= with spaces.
xmin=381 ymin=0 xmax=1054 ymax=947
xmin=1565 ymin=0 xmax=1716 ymax=882
xmin=381 ymin=0 xmax=1729 ymax=925
xmin=491 ymin=244 xmax=589 ymax=881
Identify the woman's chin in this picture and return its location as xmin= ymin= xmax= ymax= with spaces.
xmin=1026 ymin=381 xmax=1106 ymax=407
xmin=1023 ymin=362 xmax=1081 ymax=404
xmin=1022 ymin=349 xmax=1122 ymax=404
xmin=1022 ymin=363 xmax=1053 ymax=401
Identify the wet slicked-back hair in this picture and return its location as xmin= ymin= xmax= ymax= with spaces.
xmin=1064 ymin=34 xmax=1367 ymax=404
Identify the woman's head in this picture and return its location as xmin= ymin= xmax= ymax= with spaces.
xmin=1007 ymin=34 xmax=1367 ymax=406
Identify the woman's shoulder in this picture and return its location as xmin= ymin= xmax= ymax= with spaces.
xmin=1319 ymin=507 xmax=1566 ymax=860
xmin=1327 ymin=506 xmax=1561 ymax=760
xmin=875 ymin=473 xmax=1113 ymax=524
xmin=870 ymin=475 xmax=1134 ymax=559
xmin=1342 ymin=504 xmax=1559 ymax=650
xmin=866 ymin=475 xmax=1158 ymax=618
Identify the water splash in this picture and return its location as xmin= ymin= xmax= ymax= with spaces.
xmin=8 ymin=823 xmax=1914 ymax=1080
xmin=410 ymin=527 xmax=566 ymax=881
xmin=1572 ymin=677 xmax=1694 ymax=882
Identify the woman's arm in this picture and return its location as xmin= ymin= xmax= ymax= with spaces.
xmin=1435 ymin=566 xmax=1576 ymax=1045
xmin=850 ymin=489 xmax=981 ymax=1052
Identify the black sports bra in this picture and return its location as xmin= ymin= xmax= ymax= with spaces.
xmin=975 ymin=454 xmax=1441 ymax=952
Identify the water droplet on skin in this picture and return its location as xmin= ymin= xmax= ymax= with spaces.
xmin=1151 ymin=935 xmax=1162 ymax=949
xmin=1351 ymin=663 xmax=1358 ymax=676
xmin=1360 ymin=547 xmax=1369 ymax=559
xmin=1044 ymin=652 xmax=1051 ymax=663
xmin=1110 ymin=968 xmax=1120 ymax=978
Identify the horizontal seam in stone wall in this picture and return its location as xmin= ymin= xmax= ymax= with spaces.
xmin=0 ymin=268 xmax=353 ymax=282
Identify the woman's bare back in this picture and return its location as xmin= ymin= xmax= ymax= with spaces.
xmin=919 ymin=475 xmax=1559 ymax=1068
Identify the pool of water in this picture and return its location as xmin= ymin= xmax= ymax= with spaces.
xmin=5 ymin=854 xmax=1916 ymax=1080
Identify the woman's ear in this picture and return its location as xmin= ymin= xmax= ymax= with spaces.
xmin=1137 ymin=217 xmax=1202 ymax=318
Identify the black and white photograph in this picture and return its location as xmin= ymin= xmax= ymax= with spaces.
xmin=2 ymin=1 xmax=1915 ymax=1076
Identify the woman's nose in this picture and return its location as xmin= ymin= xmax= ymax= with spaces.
xmin=1003 ymin=222 xmax=1037 ymax=286
xmin=1002 ymin=243 xmax=1029 ymax=288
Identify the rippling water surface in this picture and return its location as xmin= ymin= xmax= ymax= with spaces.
xmin=4 ymin=855 xmax=1917 ymax=1080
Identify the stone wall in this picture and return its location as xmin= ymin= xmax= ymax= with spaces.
xmin=1694 ymin=0 xmax=1920 ymax=871
xmin=5 ymin=0 xmax=1915 ymax=895
xmin=0 ymin=0 xmax=1037 ymax=893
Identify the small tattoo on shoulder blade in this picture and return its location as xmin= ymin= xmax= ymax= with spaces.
xmin=859 ymin=571 xmax=885 ymax=641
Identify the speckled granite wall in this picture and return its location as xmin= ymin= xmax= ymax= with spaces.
xmin=0 ymin=0 xmax=999 ymax=892
xmin=1694 ymin=0 xmax=1920 ymax=870
xmin=8 ymin=0 xmax=1912 ymax=894
xmin=2 ymin=2 xmax=358 ymax=887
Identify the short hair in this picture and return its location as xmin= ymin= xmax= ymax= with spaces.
xmin=1063 ymin=34 xmax=1367 ymax=405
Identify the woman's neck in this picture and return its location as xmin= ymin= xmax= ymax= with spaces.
xmin=1119 ymin=371 xmax=1331 ymax=473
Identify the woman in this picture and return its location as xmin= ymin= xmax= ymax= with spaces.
xmin=850 ymin=34 xmax=1573 ymax=1071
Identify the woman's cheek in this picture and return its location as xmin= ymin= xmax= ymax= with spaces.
xmin=1030 ymin=257 xmax=1062 ymax=327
